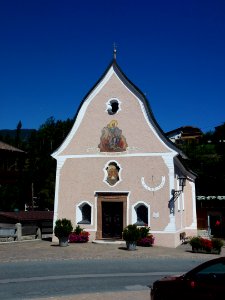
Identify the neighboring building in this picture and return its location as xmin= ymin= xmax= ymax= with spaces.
xmin=166 ymin=126 xmax=203 ymax=144
xmin=0 ymin=211 xmax=53 ymax=239
xmin=196 ymin=196 xmax=225 ymax=238
xmin=51 ymin=56 xmax=197 ymax=248
xmin=214 ymin=123 xmax=225 ymax=136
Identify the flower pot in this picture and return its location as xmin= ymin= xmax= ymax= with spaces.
xmin=192 ymin=247 xmax=222 ymax=254
xmin=190 ymin=237 xmax=223 ymax=255
xmin=59 ymin=236 xmax=69 ymax=247
xmin=126 ymin=241 xmax=137 ymax=251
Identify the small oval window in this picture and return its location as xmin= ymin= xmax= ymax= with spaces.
xmin=107 ymin=99 xmax=119 ymax=115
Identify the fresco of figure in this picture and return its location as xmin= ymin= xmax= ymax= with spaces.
xmin=98 ymin=120 xmax=128 ymax=152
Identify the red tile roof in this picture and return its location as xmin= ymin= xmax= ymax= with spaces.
xmin=0 ymin=211 xmax=53 ymax=221
xmin=0 ymin=141 xmax=25 ymax=153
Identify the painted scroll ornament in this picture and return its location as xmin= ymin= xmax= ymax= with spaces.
xmin=141 ymin=176 xmax=165 ymax=192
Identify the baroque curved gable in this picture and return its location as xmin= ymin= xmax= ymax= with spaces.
xmin=52 ymin=60 xmax=182 ymax=158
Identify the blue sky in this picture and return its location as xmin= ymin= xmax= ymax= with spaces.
xmin=0 ymin=0 xmax=224 ymax=133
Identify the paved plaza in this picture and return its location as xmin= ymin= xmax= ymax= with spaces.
xmin=2 ymin=238 xmax=224 ymax=262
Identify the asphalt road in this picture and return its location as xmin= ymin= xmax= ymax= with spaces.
xmin=1 ymin=239 xmax=223 ymax=299
xmin=0 ymin=258 xmax=207 ymax=299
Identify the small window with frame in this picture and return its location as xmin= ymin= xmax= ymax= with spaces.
xmin=135 ymin=204 xmax=148 ymax=226
xmin=77 ymin=203 xmax=91 ymax=224
xmin=106 ymin=99 xmax=120 ymax=115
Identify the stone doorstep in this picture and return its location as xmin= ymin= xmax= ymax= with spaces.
xmin=0 ymin=236 xmax=41 ymax=243
xmin=92 ymin=239 xmax=126 ymax=245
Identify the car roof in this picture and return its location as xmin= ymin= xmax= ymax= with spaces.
xmin=185 ymin=257 xmax=225 ymax=277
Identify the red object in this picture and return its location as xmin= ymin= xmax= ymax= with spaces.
xmin=150 ymin=257 xmax=225 ymax=300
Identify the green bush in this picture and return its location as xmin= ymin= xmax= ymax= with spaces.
xmin=139 ymin=226 xmax=150 ymax=238
xmin=211 ymin=238 xmax=224 ymax=250
xmin=122 ymin=224 xmax=141 ymax=242
xmin=54 ymin=218 xmax=73 ymax=238
xmin=74 ymin=225 xmax=83 ymax=235
xmin=189 ymin=236 xmax=202 ymax=249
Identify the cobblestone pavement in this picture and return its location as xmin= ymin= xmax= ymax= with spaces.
xmin=1 ymin=239 xmax=224 ymax=262
xmin=1 ymin=239 xmax=224 ymax=300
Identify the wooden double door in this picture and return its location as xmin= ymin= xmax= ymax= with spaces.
xmin=96 ymin=193 xmax=127 ymax=240
xmin=102 ymin=202 xmax=123 ymax=238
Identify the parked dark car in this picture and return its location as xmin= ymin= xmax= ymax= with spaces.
xmin=150 ymin=257 xmax=225 ymax=300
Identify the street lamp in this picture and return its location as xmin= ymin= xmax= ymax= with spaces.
xmin=169 ymin=176 xmax=187 ymax=214
xmin=172 ymin=175 xmax=186 ymax=199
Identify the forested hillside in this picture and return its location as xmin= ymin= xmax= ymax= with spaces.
xmin=0 ymin=117 xmax=73 ymax=211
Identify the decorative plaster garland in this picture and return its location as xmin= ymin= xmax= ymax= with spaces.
xmin=141 ymin=176 xmax=165 ymax=192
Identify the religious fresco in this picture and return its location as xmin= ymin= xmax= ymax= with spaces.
xmin=98 ymin=120 xmax=128 ymax=152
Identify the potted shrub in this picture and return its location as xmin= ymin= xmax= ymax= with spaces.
xmin=189 ymin=236 xmax=224 ymax=254
xmin=122 ymin=224 xmax=141 ymax=250
xmin=54 ymin=218 xmax=73 ymax=247
xmin=189 ymin=236 xmax=203 ymax=252
xmin=211 ymin=238 xmax=224 ymax=254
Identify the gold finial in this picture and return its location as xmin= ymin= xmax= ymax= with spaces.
xmin=113 ymin=42 xmax=117 ymax=60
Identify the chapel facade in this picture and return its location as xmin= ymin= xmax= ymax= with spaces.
xmin=51 ymin=56 xmax=197 ymax=248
